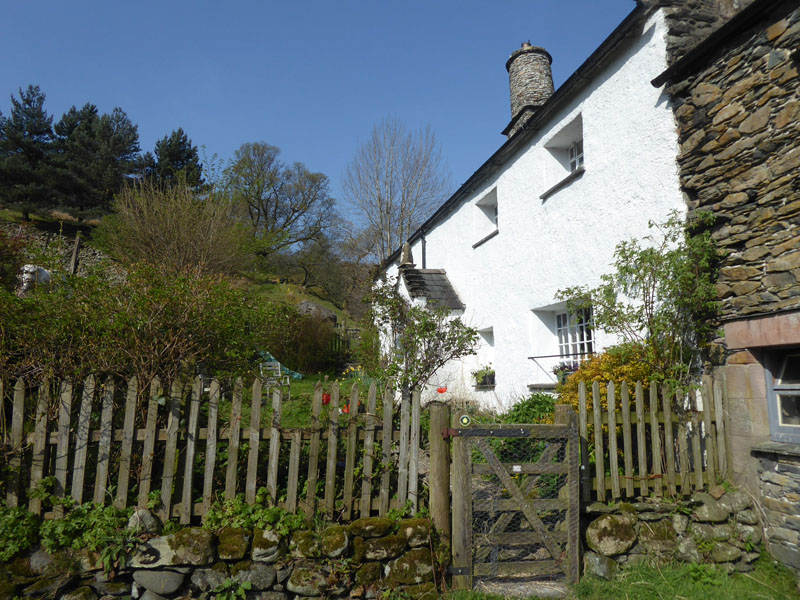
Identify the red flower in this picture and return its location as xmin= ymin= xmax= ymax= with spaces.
xmin=342 ymin=405 xmax=350 ymax=414
xmin=322 ymin=392 xmax=331 ymax=405
xmin=436 ymin=386 xmax=448 ymax=394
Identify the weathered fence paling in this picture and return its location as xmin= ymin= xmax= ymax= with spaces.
xmin=577 ymin=376 xmax=731 ymax=501
xmin=2 ymin=376 xmax=423 ymax=521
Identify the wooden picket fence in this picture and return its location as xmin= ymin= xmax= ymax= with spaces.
xmin=578 ymin=374 xmax=732 ymax=502
xmin=1 ymin=376 xmax=424 ymax=522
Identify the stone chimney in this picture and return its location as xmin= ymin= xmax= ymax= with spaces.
xmin=505 ymin=42 xmax=554 ymax=137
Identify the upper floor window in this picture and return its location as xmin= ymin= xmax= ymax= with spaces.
xmin=556 ymin=307 xmax=593 ymax=359
xmin=767 ymin=351 xmax=800 ymax=443
xmin=541 ymin=114 xmax=585 ymax=201
xmin=473 ymin=187 xmax=499 ymax=248
xmin=568 ymin=140 xmax=584 ymax=172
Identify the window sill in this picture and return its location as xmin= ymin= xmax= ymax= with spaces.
xmin=540 ymin=167 xmax=585 ymax=201
xmin=751 ymin=441 xmax=800 ymax=459
xmin=472 ymin=229 xmax=499 ymax=249
xmin=474 ymin=384 xmax=496 ymax=391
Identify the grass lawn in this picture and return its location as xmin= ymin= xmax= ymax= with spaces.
xmin=214 ymin=374 xmax=378 ymax=429
xmin=444 ymin=555 xmax=799 ymax=600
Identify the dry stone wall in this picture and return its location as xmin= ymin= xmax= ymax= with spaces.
xmin=668 ymin=3 xmax=800 ymax=321
xmin=1 ymin=516 xmax=439 ymax=600
xmin=582 ymin=487 xmax=762 ymax=578
xmin=0 ymin=221 xmax=111 ymax=278
xmin=754 ymin=446 xmax=800 ymax=571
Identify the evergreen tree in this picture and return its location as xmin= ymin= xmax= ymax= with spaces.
xmin=154 ymin=128 xmax=202 ymax=187
xmin=0 ymin=85 xmax=55 ymax=219
xmin=53 ymin=103 xmax=140 ymax=215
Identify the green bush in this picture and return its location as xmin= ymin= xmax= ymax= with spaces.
xmin=500 ymin=392 xmax=556 ymax=424
xmin=0 ymin=506 xmax=40 ymax=561
xmin=203 ymin=488 xmax=308 ymax=535
xmin=0 ymin=262 xmax=277 ymax=386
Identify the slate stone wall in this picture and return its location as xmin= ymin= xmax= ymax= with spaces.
xmin=668 ymin=3 xmax=800 ymax=322
xmin=754 ymin=447 xmax=800 ymax=572
xmin=2 ymin=517 xmax=439 ymax=600
xmin=582 ymin=487 xmax=763 ymax=579
xmin=647 ymin=0 xmax=756 ymax=65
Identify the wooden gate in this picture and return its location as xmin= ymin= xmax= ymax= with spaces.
xmin=450 ymin=421 xmax=580 ymax=588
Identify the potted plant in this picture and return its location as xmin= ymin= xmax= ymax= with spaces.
xmin=552 ymin=361 xmax=579 ymax=385
xmin=472 ymin=364 xmax=496 ymax=387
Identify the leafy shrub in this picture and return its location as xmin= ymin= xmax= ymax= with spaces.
xmin=558 ymin=343 xmax=655 ymax=413
xmin=0 ymin=262 xmax=275 ymax=386
xmin=558 ymin=211 xmax=719 ymax=388
xmin=0 ymin=505 xmax=40 ymax=561
xmin=501 ymin=392 xmax=556 ymax=424
xmin=203 ymin=488 xmax=308 ymax=535
xmin=0 ymin=227 xmax=28 ymax=292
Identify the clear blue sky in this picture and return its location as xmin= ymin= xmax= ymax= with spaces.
xmin=0 ymin=0 xmax=635 ymax=218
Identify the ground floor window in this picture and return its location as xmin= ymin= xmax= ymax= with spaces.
xmin=767 ymin=350 xmax=800 ymax=443
xmin=555 ymin=307 xmax=593 ymax=360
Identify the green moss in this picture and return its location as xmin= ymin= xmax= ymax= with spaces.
xmin=166 ymin=527 xmax=215 ymax=564
xmin=348 ymin=517 xmax=394 ymax=538
xmin=401 ymin=582 xmax=437 ymax=600
xmin=353 ymin=536 xmax=366 ymax=563
xmin=217 ymin=527 xmax=251 ymax=560
xmin=364 ymin=535 xmax=407 ymax=560
xmin=385 ymin=548 xmax=434 ymax=585
xmin=618 ymin=502 xmax=637 ymax=514
xmin=290 ymin=530 xmax=321 ymax=558
xmin=321 ymin=525 xmax=349 ymax=557
xmin=355 ymin=561 xmax=382 ymax=585
xmin=230 ymin=560 xmax=252 ymax=577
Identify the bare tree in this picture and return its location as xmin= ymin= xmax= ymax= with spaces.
xmin=224 ymin=141 xmax=335 ymax=256
xmin=343 ymin=117 xmax=450 ymax=262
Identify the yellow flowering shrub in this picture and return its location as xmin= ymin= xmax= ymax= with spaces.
xmin=557 ymin=343 xmax=656 ymax=413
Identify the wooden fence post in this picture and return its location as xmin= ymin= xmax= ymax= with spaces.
xmin=451 ymin=411 xmax=472 ymax=590
xmin=429 ymin=401 xmax=451 ymax=544
xmin=555 ymin=404 xmax=581 ymax=585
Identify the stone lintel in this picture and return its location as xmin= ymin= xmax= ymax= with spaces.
xmin=724 ymin=310 xmax=800 ymax=349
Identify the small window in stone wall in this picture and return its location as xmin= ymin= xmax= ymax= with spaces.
xmin=767 ymin=350 xmax=800 ymax=443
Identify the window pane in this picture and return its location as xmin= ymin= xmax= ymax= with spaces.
xmin=778 ymin=394 xmax=800 ymax=426
xmin=778 ymin=354 xmax=800 ymax=385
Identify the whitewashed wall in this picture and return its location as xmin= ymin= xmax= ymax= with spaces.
xmin=386 ymin=10 xmax=685 ymax=412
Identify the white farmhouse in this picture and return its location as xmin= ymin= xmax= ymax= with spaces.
xmin=383 ymin=4 xmax=687 ymax=411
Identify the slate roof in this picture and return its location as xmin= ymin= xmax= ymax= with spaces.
xmin=401 ymin=268 xmax=465 ymax=311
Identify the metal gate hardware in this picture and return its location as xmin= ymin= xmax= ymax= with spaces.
xmin=443 ymin=427 xmax=532 ymax=439
xmin=446 ymin=566 xmax=471 ymax=575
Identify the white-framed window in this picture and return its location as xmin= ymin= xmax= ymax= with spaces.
xmin=767 ymin=350 xmax=800 ymax=443
xmin=555 ymin=307 xmax=594 ymax=359
xmin=473 ymin=187 xmax=499 ymax=246
xmin=568 ymin=140 xmax=584 ymax=172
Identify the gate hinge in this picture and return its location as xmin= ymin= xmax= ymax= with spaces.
xmin=442 ymin=427 xmax=459 ymax=439
xmin=446 ymin=566 xmax=470 ymax=575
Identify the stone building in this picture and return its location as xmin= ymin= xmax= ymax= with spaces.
xmin=655 ymin=0 xmax=800 ymax=573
